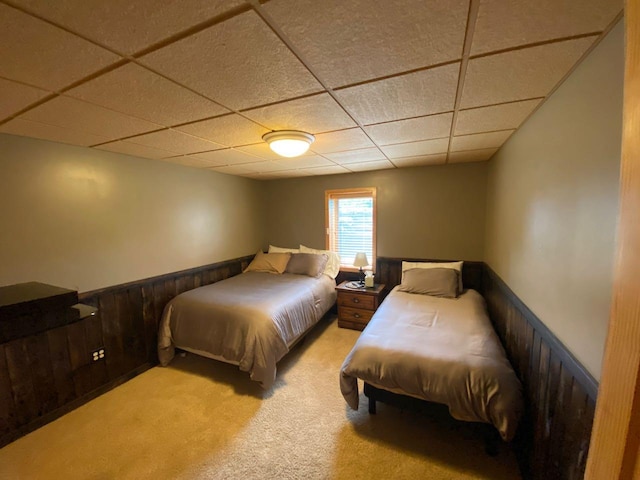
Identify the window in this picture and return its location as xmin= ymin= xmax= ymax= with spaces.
xmin=325 ymin=187 xmax=376 ymax=271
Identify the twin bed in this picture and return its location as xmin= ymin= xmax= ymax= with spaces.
xmin=339 ymin=276 xmax=523 ymax=442
xmin=158 ymin=251 xmax=522 ymax=442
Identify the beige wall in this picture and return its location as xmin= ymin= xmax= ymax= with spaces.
xmin=264 ymin=162 xmax=488 ymax=261
xmin=484 ymin=21 xmax=624 ymax=380
xmin=0 ymin=134 xmax=266 ymax=292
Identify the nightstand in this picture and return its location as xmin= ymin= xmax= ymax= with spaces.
xmin=336 ymin=281 xmax=386 ymax=331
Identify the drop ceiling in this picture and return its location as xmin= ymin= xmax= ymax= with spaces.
xmin=0 ymin=0 xmax=623 ymax=180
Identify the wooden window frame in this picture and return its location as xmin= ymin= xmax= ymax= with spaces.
xmin=325 ymin=187 xmax=377 ymax=273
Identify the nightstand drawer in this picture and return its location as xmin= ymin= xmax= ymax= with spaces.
xmin=339 ymin=306 xmax=374 ymax=323
xmin=335 ymin=282 xmax=385 ymax=331
xmin=337 ymin=292 xmax=375 ymax=310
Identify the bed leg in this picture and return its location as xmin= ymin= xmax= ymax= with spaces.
xmin=368 ymin=397 xmax=377 ymax=415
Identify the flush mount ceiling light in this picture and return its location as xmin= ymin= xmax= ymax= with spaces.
xmin=262 ymin=130 xmax=315 ymax=158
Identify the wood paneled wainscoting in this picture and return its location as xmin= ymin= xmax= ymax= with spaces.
xmin=0 ymin=254 xmax=253 ymax=448
xmin=375 ymin=257 xmax=598 ymax=480
xmin=483 ymin=266 xmax=598 ymax=480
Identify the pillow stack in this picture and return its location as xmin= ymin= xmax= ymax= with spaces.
xmin=285 ymin=253 xmax=328 ymax=278
xmin=244 ymin=245 xmax=340 ymax=279
xmin=268 ymin=244 xmax=341 ymax=279
xmin=244 ymin=250 xmax=291 ymax=274
xmin=398 ymin=261 xmax=464 ymax=298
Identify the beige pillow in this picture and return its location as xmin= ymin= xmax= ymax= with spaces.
xmin=299 ymin=245 xmax=340 ymax=279
xmin=397 ymin=268 xmax=460 ymax=298
xmin=268 ymin=244 xmax=299 ymax=254
xmin=401 ymin=260 xmax=463 ymax=291
xmin=285 ymin=253 xmax=329 ymax=278
xmin=244 ymin=250 xmax=291 ymax=274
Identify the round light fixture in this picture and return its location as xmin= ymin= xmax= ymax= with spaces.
xmin=262 ymin=130 xmax=315 ymax=158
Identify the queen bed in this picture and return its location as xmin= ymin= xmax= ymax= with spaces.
xmin=158 ymin=248 xmax=338 ymax=389
xmin=340 ymin=261 xmax=523 ymax=442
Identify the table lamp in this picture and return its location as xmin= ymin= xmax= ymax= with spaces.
xmin=353 ymin=252 xmax=369 ymax=287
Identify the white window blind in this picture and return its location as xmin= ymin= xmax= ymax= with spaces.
xmin=326 ymin=188 xmax=376 ymax=268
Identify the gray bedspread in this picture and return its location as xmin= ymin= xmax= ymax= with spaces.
xmin=340 ymin=287 xmax=523 ymax=441
xmin=158 ymin=272 xmax=336 ymax=388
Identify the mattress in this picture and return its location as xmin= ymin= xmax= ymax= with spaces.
xmin=340 ymin=287 xmax=523 ymax=441
xmin=158 ymin=271 xmax=336 ymax=388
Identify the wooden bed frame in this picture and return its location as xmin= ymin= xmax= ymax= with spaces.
xmin=363 ymin=382 xmax=501 ymax=455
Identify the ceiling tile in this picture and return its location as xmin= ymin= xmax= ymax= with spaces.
xmin=10 ymin=0 xmax=246 ymax=55
xmin=211 ymin=164 xmax=259 ymax=175
xmin=472 ymin=0 xmax=623 ymax=55
xmin=67 ymin=63 xmax=229 ymax=125
xmin=21 ymin=96 xmax=162 ymax=141
xmin=240 ymin=172 xmax=274 ymax=180
xmin=193 ymin=148 xmax=263 ymax=166
xmin=0 ymin=118 xmax=113 ymax=146
xmin=455 ymin=99 xmax=541 ymax=135
xmin=243 ymin=93 xmax=356 ymax=133
xmin=237 ymin=142 xmax=321 ymax=160
xmin=236 ymin=143 xmax=287 ymax=160
xmin=345 ymin=160 xmax=395 ymax=172
xmin=162 ymin=155 xmax=223 ymax=169
xmin=461 ymin=37 xmax=596 ymax=109
xmin=304 ymin=165 xmax=352 ymax=176
xmin=0 ymin=78 xmax=51 ymax=121
xmin=392 ymin=154 xmax=448 ymax=167
xmin=310 ymin=128 xmax=374 ymax=154
xmin=175 ymin=114 xmax=270 ymax=147
xmin=335 ymin=63 xmax=459 ymax=124
xmin=268 ymin=169 xmax=315 ymax=178
xmin=364 ymin=113 xmax=453 ymax=145
xmin=95 ymin=141 xmax=176 ymax=159
xmin=0 ymin=4 xmax=121 ymax=91
xmin=236 ymin=161 xmax=295 ymax=173
xmin=126 ymin=129 xmax=224 ymax=155
xmin=264 ymin=0 xmax=468 ymax=88
xmin=140 ymin=11 xmax=322 ymax=110
xmin=324 ymin=148 xmax=387 ymax=164
xmin=252 ymin=169 xmax=315 ymax=180
xmin=273 ymin=155 xmax=335 ymax=169
xmin=449 ymin=148 xmax=499 ymax=163
xmin=450 ymin=130 xmax=513 ymax=152
xmin=380 ymin=138 xmax=449 ymax=159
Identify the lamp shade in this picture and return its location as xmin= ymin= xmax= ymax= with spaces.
xmin=353 ymin=252 xmax=369 ymax=268
xmin=262 ymin=130 xmax=315 ymax=158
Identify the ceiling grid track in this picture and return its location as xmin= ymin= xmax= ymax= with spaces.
xmin=446 ymin=0 xmax=480 ymax=164
xmin=0 ymin=0 xmax=624 ymax=178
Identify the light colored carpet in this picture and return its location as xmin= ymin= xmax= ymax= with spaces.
xmin=0 ymin=316 xmax=521 ymax=480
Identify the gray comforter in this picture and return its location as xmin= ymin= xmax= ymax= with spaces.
xmin=340 ymin=287 xmax=523 ymax=441
xmin=158 ymin=272 xmax=336 ymax=388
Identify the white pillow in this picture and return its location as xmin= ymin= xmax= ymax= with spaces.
xmin=268 ymin=244 xmax=300 ymax=254
xmin=299 ymin=245 xmax=340 ymax=279
xmin=401 ymin=261 xmax=463 ymax=291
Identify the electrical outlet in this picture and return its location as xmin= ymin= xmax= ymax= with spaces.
xmin=91 ymin=348 xmax=105 ymax=362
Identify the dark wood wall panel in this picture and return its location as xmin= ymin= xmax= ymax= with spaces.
xmin=375 ymin=257 xmax=484 ymax=292
xmin=0 ymin=254 xmax=253 ymax=448
xmin=483 ymin=266 xmax=598 ymax=480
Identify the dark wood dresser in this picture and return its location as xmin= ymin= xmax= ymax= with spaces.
xmin=336 ymin=281 xmax=385 ymax=331
xmin=0 ymin=282 xmax=98 ymax=447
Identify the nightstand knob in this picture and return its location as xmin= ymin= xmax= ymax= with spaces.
xmin=353 ymin=298 xmax=360 ymax=303
xmin=354 ymin=313 xmax=361 ymax=318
